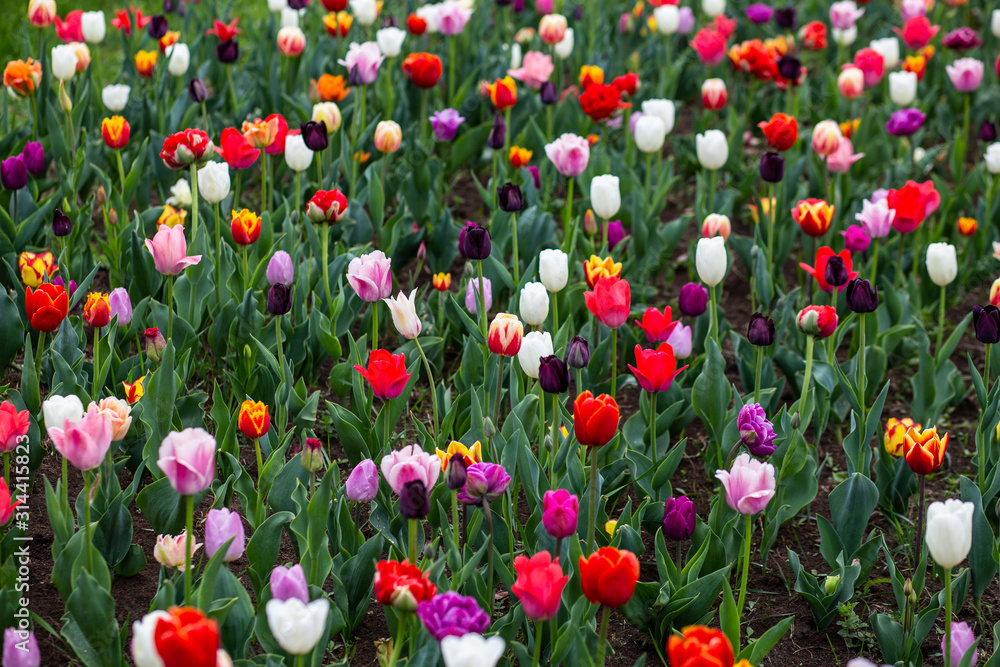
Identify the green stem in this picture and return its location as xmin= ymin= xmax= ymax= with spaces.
xmin=189 ymin=163 xmax=199 ymax=239
xmin=753 ymin=346 xmax=763 ymax=406
xmin=981 ymin=344 xmax=991 ymax=488
xmin=260 ymin=152 xmax=268 ymax=215
xmin=766 ymin=182 xmax=775 ymax=285
xmin=595 ymin=605 xmax=611 ymax=667
xmin=709 ymin=284 xmax=719 ymax=346
xmin=858 ymin=313 xmax=866 ymax=421
xmin=799 ymin=335 xmax=814 ymax=415
xmin=319 ymin=221 xmax=333 ymax=313
xmin=371 ymin=300 xmax=379 ymax=352
xmin=295 ymin=654 xmax=305 ymax=667
xmin=275 ymin=315 xmax=286 ymax=386
xmin=476 ymin=260 xmax=488 ymax=342
xmin=645 ymin=153 xmax=653 ymax=214
xmin=414 ymin=337 xmax=439 ymax=443
xmin=937 ymin=285 xmax=946 ymax=353
xmin=226 ymin=65 xmax=238 ymax=117
xmin=492 ymin=357 xmax=504 ymax=432
xmin=737 ymin=513 xmax=752 ymax=631
xmin=448 ymin=37 xmax=456 ymax=102
xmin=92 ymin=327 xmax=100 ymax=400
xmin=562 ymin=178 xmax=574 ymax=251
xmin=184 ymin=493 xmax=194 ymax=604
xmin=871 ymin=239 xmax=879 ymax=283
xmin=483 ymin=499 xmax=495 ymax=616
xmin=551 ymin=289 xmax=559 ymax=337
xmin=408 ymin=517 xmax=418 ymax=564
xmin=386 ymin=612 xmax=406 ymax=667
xmin=115 ymin=150 xmax=127 ymax=231
xmin=550 ymin=392 xmax=560 ymax=485
xmin=242 ymin=244 xmax=249 ymax=296
xmin=166 ymin=275 xmax=174 ymax=340
xmin=538 ymin=383 xmax=546 ymax=454
xmin=254 ymin=437 xmax=264 ymax=520
xmin=647 ymin=390 xmax=656 ymax=458
xmin=944 ymin=566 xmax=953 ymax=667
xmin=214 ymin=205 xmax=222 ymax=307
xmin=587 ymin=446 xmax=599 ymax=554
xmin=83 ymin=470 xmax=94 ymax=572
xmin=511 ymin=212 xmax=519 ymax=287
xmin=532 ymin=620 xmax=543 ymax=667
xmin=452 ymin=491 xmax=460 ymax=550
xmin=610 ymin=327 xmax=617 ymax=396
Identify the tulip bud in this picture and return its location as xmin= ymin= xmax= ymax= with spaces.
xmin=345 ymin=459 xmax=378 ymax=501
xmin=759 ymin=151 xmax=785 ymax=182
xmin=662 ymin=495 xmax=696 ymax=541
xmin=267 ymin=284 xmax=293 ymax=315
xmin=888 ymin=71 xmax=917 ymax=106
xmin=519 ymin=283 xmax=549 ymax=327
xmin=791 ymin=411 xmax=802 ymax=429
xmin=973 ymin=305 xmax=1000 ymax=345
xmin=925 ymin=242 xmax=957 ymax=287
xmin=824 ymin=255 xmax=849 ymax=289
xmin=695 ymin=130 xmax=728 ymax=170
xmin=96 ymin=184 xmax=107 ymax=206
xmin=446 ymin=454 xmax=468 ymax=490
xmin=107 ymin=208 xmax=119 ymax=226
xmin=399 ymin=480 xmax=430 ymax=519
xmin=695 ymin=237 xmax=727 ymax=287
xmin=459 ymin=223 xmax=491 ymax=260
xmin=633 ymin=115 xmax=666 ymax=154
xmin=583 ymin=209 xmax=598 ymax=236
xmin=497 ymin=182 xmax=524 ymax=212
xmin=538 ymin=355 xmax=569 ymax=393
xmin=301 ymin=120 xmax=329 ymax=152
xmin=565 ymin=335 xmax=591 ymax=368
xmin=144 ymin=327 xmax=166 ymax=362
xmin=539 ymin=249 xmax=568 ymax=293
xmin=483 ymin=416 xmax=497 ymax=439
xmin=59 ymin=81 xmax=73 ymax=112
xmin=797 ymin=305 xmax=838 ymax=338
xmin=777 ymin=55 xmax=802 ymax=82
xmin=300 ymin=437 xmax=325 ymax=473
xmin=845 ymin=278 xmax=878 ymax=313
xmin=543 ymin=435 xmax=553 ymax=451
xmin=540 ymin=81 xmax=557 ymax=105
xmin=981 ymin=121 xmax=998 ymax=143
xmin=52 ymin=208 xmax=72 ymax=236
xmin=188 ymin=77 xmax=208 ymax=103
xmin=824 ymin=574 xmax=841 ymax=594
xmin=487 ymin=113 xmax=506 ymax=150
xmin=678 ymin=282 xmax=708 ymax=316
xmin=746 ymin=312 xmax=776 ymax=346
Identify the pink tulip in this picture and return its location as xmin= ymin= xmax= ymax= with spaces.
xmin=545 ymin=133 xmax=590 ymax=178
xmin=0 ymin=401 xmax=30 ymax=454
xmin=339 ymin=41 xmax=384 ymax=85
xmin=380 ymin=444 xmax=440 ymax=495
xmin=465 ymin=277 xmax=493 ymax=315
xmin=855 ymin=197 xmax=894 ymax=238
xmin=715 ymin=453 xmax=776 ymax=515
xmin=508 ymin=51 xmax=555 ymax=90
xmin=48 ymin=405 xmax=113 ymax=471
xmin=542 ymin=489 xmax=578 ymax=539
xmin=829 ymin=0 xmax=864 ymax=29
xmin=145 ymin=224 xmax=202 ymax=276
xmin=157 ymin=427 xmax=217 ymax=495
xmin=436 ymin=1 xmax=473 ymax=35
xmin=584 ymin=276 xmax=631 ymax=329
xmin=666 ymin=323 xmax=693 ymax=359
xmin=347 ymin=250 xmax=392 ymax=302
xmin=204 ymin=507 xmax=245 ymax=562
xmin=900 ymin=0 xmax=926 ymax=21
xmin=946 ymin=58 xmax=984 ymax=93
xmin=826 ymin=137 xmax=865 ymax=173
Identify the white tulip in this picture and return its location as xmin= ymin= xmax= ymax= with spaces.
xmin=519 ymin=282 xmax=549 ymax=327
xmin=51 ymin=44 xmax=79 ymax=82
xmin=197 ymin=162 xmax=231 ymax=204
xmin=888 ymin=71 xmax=916 ymax=106
xmin=518 ymin=331 xmax=553 ymax=378
xmin=285 ymin=134 xmax=315 ymax=173
xmin=102 ymin=84 xmax=131 ymax=112
xmin=384 ymin=289 xmax=422 ymax=339
xmin=832 ymin=26 xmax=857 ymax=47
xmin=510 ymin=42 xmax=522 ymax=70
xmin=634 ymin=115 xmax=666 ymax=154
xmin=702 ymin=0 xmax=725 ymax=17
xmin=268 ymin=0 xmax=288 ymax=11
xmin=640 ymin=99 xmax=675 ymax=135
xmin=42 ymin=394 xmax=84 ymax=434
xmin=265 ymin=598 xmax=330 ymax=655
xmin=554 ymin=28 xmax=574 ymax=60
xmin=654 ymin=5 xmax=679 ymax=34
xmin=925 ymin=242 xmax=957 ymax=287
xmin=696 ymin=130 xmax=728 ymax=170
xmin=441 ymin=634 xmax=506 ymax=667
xmin=869 ymin=37 xmax=900 ymax=70
xmin=416 ymin=4 xmax=441 ymax=33
xmin=131 ymin=610 xmax=170 ymax=667
xmin=696 ymin=236 xmax=727 ymax=287
xmin=167 ymin=178 xmax=192 ymax=208
xmin=376 ymin=27 xmax=406 ymax=57
xmin=166 ymin=43 xmax=190 ymax=77
xmin=590 ymin=174 xmax=621 ymax=220
xmin=985 ymin=143 xmax=1000 ymax=174
xmin=81 ymin=11 xmax=106 ymax=43
xmin=280 ymin=7 xmax=302 ymax=28
xmin=538 ymin=249 xmax=568 ymax=293
xmin=925 ymin=499 xmax=974 ymax=569
xmin=350 ymin=0 xmax=379 ymax=25
xmin=992 ymin=10 xmax=1000 ymax=39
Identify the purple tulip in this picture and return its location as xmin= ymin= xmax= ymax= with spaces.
xmin=737 ymin=403 xmax=777 ymax=456
xmin=52 ymin=208 xmax=72 ymax=237
xmin=677 ymin=7 xmax=695 ymax=33
xmin=417 ymin=591 xmax=490 ymax=641
xmin=266 ymin=250 xmax=294 ymax=286
xmin=745 ymin=3 xmax=773 ymax=23
xmin=267 ymin=284 xmax=292 ymax=316
xmin=458 ymin=462 xmax=511 ymax=505
xmin=527 ymin=165 xmax=541 ymax=190
xmin=109 ymin=287 xmax=132 ymax=326
xmin=464 ymin=277 xmax=492 ymax=315
xmin=606 ymin=220 xmax=626 ymax=250
xmin=663 ymin=496 xmax=696 ymax=541
xmin=346 ymin=458 xmax=379 ymax=502
xmin=678 ymin=282 xmax=708 ymax=317
xmin=2 ymin=628 xmax=40 ymax=667
xmin=885 ymin=108 xmax=925 ymax=137
xmin=1 ymin=156 xmax=27 ymax=191
xmin=52 ymin=277 xmax=77 ymax=300
xmin=430 ymin=108 xmax=466 ymax=142
xmin=942 ymin=27 xmax=981 ymax=51
xmin=942 ymin=621 xmax=978 ymax=667
xmin=542 ymin=489 xmax=578 ymax=539
xmin=270 ymin=563 xmax=309 ymax=603
xmin=204 ymin=507 xmax=246 ymax=562
xmin=487 ymin=113 xmax=506 ymax=150
xmin=22 ymin=142 xmax=44 ymax=176
xmin=980 ymin=121 xmax=998 ymax=143
xmin=840 ymin=225 xmax=871 ymax=254
xmin=774 ymin=5 xmax=795 ymax=28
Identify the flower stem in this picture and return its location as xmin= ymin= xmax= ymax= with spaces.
xmin=562 ymin=178 xmax=574 ymax=251
xmin=737 ymin=513 xmax=752 ymax=629
xmin=914 ymin=474 xmax=925 ymax=569
xmin=92 ymin=327 xmax=100 ymax=400
xmin=799 ymin=335 xmax=814 ymax=416
xmin=184 ymin=493 xmax=194 ymax=604
xmin=595 ymin=605 xmax=611 ymax=667
xmin=321 ymin=222 xmax=333 ymax=316
xmin=531 ymin=620 xmax=543 ymax=667
xmin=551 ymin=392 xmax=560 ymax=485
xmin=753 ymin=346 xmax=763 ymax=406
xmin=937 ymin=285 xmax=946 ymax=354
xmin=387 ymin=613 xmax=406 ymax=667
xmin=214 ymin=206 xmax=223 ymax=308
xmin=476 ymin=260 xmax=488 ymax=342
xmin=647 ymin=390 xmax=656 ymax=458
xmin=414 ymin=337 xmax=439 ymax=444
xmin=610 ymin=327 xmax=617 ymax=397
xmin=982 ymin=344 xmax=992 ymax=488
xmin=189 ymin=163 xmax=199 ymax=239
xmin=871 ymin=239 xmax=879 ymax=283
xmin=371 ymin=300 xmax=379 ymax=352
xmin=587 ymin=446 xmax=599 ymax=554
xmin=408 ymin=517 xmax=418 ymax=565
xmin=709 ymin=285 xmax=718 ymax=347
xmin=275 ymin=316 xmax=286 ymax=387
xmin=492 ymin=357 xmax=504 ymax=435
xmin=451 ymin=491 xmax=461 ymax=550
xmin=167 ymin=274 xmax=174 ymax=340
xmin=944 ymin=566 xmax=953 ymax=667
xmin=254 ymin=437 xmax=264 ymax=521
xmin=260 ymin=153 xmax=268 ymax=215
xmin=483 ymin=499 xmax=495 ymax=617
xmin=538 ymin=384 xmax=546 ymax=456
xmin=511 ymin=212 xmax=519 ymax=287
xmin=242 ymin=244 xmax=249 ymax=297
xmin=858 ymin=313 xmax=866 ymax=422
xmin=83 ymin=470 xmax=94 ymax=572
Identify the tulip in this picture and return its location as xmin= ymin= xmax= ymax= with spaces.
xmin=663 ymin=496 xmax=696 ymax=542
xmin=578 ymin=545 xmax=640 ymax=648
xmin=538 ymin=355 xmax=569 ymax=395
xmin=855 ymin=198 xmax=894 ymax=239
xmin=355 ymin=349 xmax=412 ymax=400
xmin=837 ymin=66 xmax=864 ymax=100
xmin=48 ymin=405 xmax=113 ymax=471
xmin=946 ymin=58 xmax=983 ymax=92
xmin=153 ymin=533 xmax=198 ymax=569
xmin=43 ymin=395 xmax=84 ymax=435
xmin=271 ymin=564 xmax=309 ymax=603
xmin=132 ymin=607 xmax=219 ymax=667
xmin=284 ymin=133 xmax=314 ymax=173
xmin=629 ymin=343 xmax=687 ymax=393
xmin=430 ymin=109 xmax=466 ymax=141
xmin=459 ymin=462 xmax=511 ymax=505
xmin=511 ymin=551 xmax=568 ymax=624
xmin=267 ymin=285 xmax=292 ymax=316
xmin=158 ymin=428 xmax=216 ymax=496
xmin=565 ymin=336 xmax=591 ymax=369
xmin=464 ymin=277 xmax=493 ymax=315
xmin=986 ymin=144 xmax=1000 ymax=174
xmin=539 ymin=14 xmax=567 ymax=44
xmin=888 ymin=71 xmax=917 ymax=106
xmin=346 ymin=459 xmax=379 ymax=502
xmin=519 ymin=282 xmax=549 ymax=327
xmin=0 ymin=402 xmax=30 ymax=453
xmin=884 ymin=418 xmax=920 ymax=456
xmin=926 ymin=242 xmax=957 ymax=287
xmin=973 ymin=305 xmax=1000 ymax=345
xmin=402 ymin=52 xmax=443 ymax=88
xmin=542 ymin=488 xmax=579 ymax=540
xmin=188 ymin=79 xmax=207 ymax=103
xmin=487 ymin=313 xmax=524 ymax=357
xmin=0 ymin=157 xmax=26 ymax=192
xmin=538 ymin=248 xmax=568 ymax=293
xmin=517 ymin=330 xmax=553 ymax=378
xmin=416 ymin=591 xmax=490 ymax=640
xmin=926 ymin=498 xmax=974 ymax=666
xmin=374 ymin=120 xmax=402 ymax=153
xmin=197 ymin=162 xmax=230 ymax=204
xmin=701 ymin=78 xmax=727 ymax=110
xmin=584 ymin=276 xmax=630 ymax=329
xmin=20 ymin=142 xmax=43 ymax=177
xmin=381 ymin=289 xmax=419 ymax=340
xmin=497 ymin=182 xmax=523 ymax=213
xmin=204 ymin=508 xmax=245 ymax=562
xmin=737 ymin=403 xmax=777 ymax=457
xmin=678 ymin=283 xmax=708 ymax=317
xmin=166 ymin=43 xmax=189 ymax=76
xmin=846 ymin=278 xmax=879 ymax=313
xmin=941 ymin=622 xmax=978 ymax=667
xmin=583 ymin=255 xmax=622 ymax=288
xmin=695 ymin=130 xmax=728 ymax=170
xmin=0 ymin=477 xmax=19 ymax=526
xmin=640 ymin=99 xmax=675 ymax=135
xmin=265 ymin=251 xmax=294 ymax=287
xmin=440 ymin=633 xmax=505 ymax=667
xmin=2 ymin=628 xmax=40 ymax=667
xmin=376 ymin=26 xmax=406 ymax=57
xmin=347 ymin=250 xmax=392 ymax=302
xmin=903 ymin=425 xmax=948 ymax=475
xmin=50 ymin=44 xmax=79 ymax=81
xmin=635 ymin=307 xmax=680 ymax=343
xmin=266 ymin=598 xmax=330 ymax=655
xmin=715 ymin=453 xmax=776 ymax=515
xmin=459 ymin=223 xmax=492 ymax=260
xmin=667 ymin=626 xmax=734 ymax=667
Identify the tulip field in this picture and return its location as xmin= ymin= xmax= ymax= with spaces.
xmin=6 ymin=0 xmax=1000 ymax=665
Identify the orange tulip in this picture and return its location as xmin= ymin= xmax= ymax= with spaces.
xmin=135 ymin=50 xmax=157 ymax=78
xmin=487 ymin=76 xmax=517 ymax=110
xmin=231 ymin=209 xmax=262 ymax=245
xmin=578 ymin=546 xmax=639 ymax=607
xmin=435 ymin=440 xmax=482 ymax=471
xmin=241 ymin=117 xmax=281 ymax=150
xmin=432 ymin=272 xmax=451 ymax=291
xmin=573 ymin=391 xmax=620 ymax=447
xmin=322 ymin=11 xmax=353 ymax=37
xmin=102 ymin=116 xmax=131 ymax=150
xmin=667 ymin=626 xmax=735 ymax=667
xmin=579 ymin=64 xmax=605 ymax=89
xmin=3 ymin=59 xmax=42 ymax=98
xmin=509 ymin=146 xmax=532 ymax=169
xmin=903 ymin=426 xmax=947 ymax=475
xmin=238 ymin=399 xmax=270 ymax=439
xmin=957 ymin=217 xmax=977 ymax=237
xmin=315 ymin=73 xmax=350 ymax=102
xmin=792 ymin=198 xmax=834 ymax=237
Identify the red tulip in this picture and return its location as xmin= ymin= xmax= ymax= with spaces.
xmin=886 ymin=180 xmax=941 ymax=234
xmin=374 ymin=559 xmax=437 ymax=611
xmin=264 ymin=113 xmax=289 ymax=155
xmin=25 ymin=283 xmax=68 ymax=332
xmin=205 ymin=18 xmax=242 ymax=41
xmin=584 ymin=276 xmax=631 ymax=329
xmin=667 ymin=626 xmax=735 ymax=667
xmin=573 ymin=391 xmax=619 ymax=447
xmin=354 ymin=349 xmax=412 ymax=400
xmin=152 ymin=606 xmax=219 ymax=667
xmin=757 ymin=113 xmax=797 ymax=151
xmin=511 ymin=551 xmax=569 ymax=622
xmin=215 ymin=127 xmax=261 ymax=170
xmin=634 ymin=306 xmax=679 ymax=343
xmin=628 ymin=343 xmax=688 ymax=393
xmin=579 ymin=83 xmax=624 ymax=122
xmin=799 ymin=246 xmax=858 ymax=293
xmin=578 ymin=546 xmax=639 ymax=608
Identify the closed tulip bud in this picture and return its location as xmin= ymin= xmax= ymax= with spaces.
xmin=925 ymin=499 xmax=973 ymax=569
xmin=400 ymin=479 xmax=430 ymax=519
xmin=488 ymin=313 xmax=524 ymax=356
xmin=634 ymin=115 xmax=666 ymax=154
xmin=166 ymin=43 xmax=189 ymax=76
xmin=483 ymin=416 xmax=497 ymax=439
xmin=96 ymin=185 xmax=108 ymax=206
xmin=747 ymin=312 xmax=775 ymax=345
xmin=58 ymin=81 xmax=73 ymax=112
xmin=583 ymin=209 xmax=598 ymax=235
xmin=519 ymin=282 xmax=549 ymax=326
xmin=925 ymin=242 xmax=957 ymax=286
xmin=540 ymin=81 xmax=557 ymax=105
xmin=460 ymin=223 xmax=491 ymax=260
xmin=759 ymin=151 xmax=785 ymax=182
xmin=824 ymin=255 xmax=849 ymax=288
xmin=565 ymin=335 xmax=591 ymax=368
xmin=204 ymin=508 xmax=245 ymax=562
xmin=678 ymin=282 xmax=708 ymax=316
xmin=973 ymin=305 xmax=1000 ymax=344
xmin=812 ymin=120 xmax=843 ymax=156
xmin=654 ymin=5 xmax=679 ymax=34
xmin=538 ymin=249 xmax=568 ymax=292
xmin=777 ymin=55 xmax=803 ymax=82
xmin=554 ymin=27 xmax=574 ymax=59
xmin=267 ymin=284 xmax=293 ymax=315
xmin=518 ymin=330 xmax=554 ymax=378
xmin=695 ymin=130 xmax=728 ymax=170
xmin=837 ymin=65 xmax=864 ymax=98
xmin=497 ymin=182 xmax=524 ymax=212
xmin=197 ymin=161 xmax=231 ymax=204
xmin=188 ymin=78 xmax=207 ymax=103
xmin=3 ymin=628 xmax=40 ymax=667
xmin=217 ymin=38 xmax=240 ymax=64
xmin=662 ymin=495 xmax=696 ymax=541
xmin=266 ymin=251 xmax=294 ymax=286
xmin=640 ymin=99 xmax=675 ymax=135
xmin=487 ymin=113 xmax=506 ymax=150
xmin=824 ymin=574 xmax=841 ymax=594
xmin=108 ymin=208 xmax=118 ymax=226
xmin=701 ymin=78 xmax=727 ymax=110
xmin=446 ymin=454 xmax=468 ymax=490
xmin=986 ymin=144 xmax=1000 ymax=174
xmin=265 ymin=598 xmax=331 ymax=657
xmin=695 ymin=237 xmax=727 ymax=287
xmin=980 ymin=121 xmax=998 ymax=143
xmin=284 ymin=133 xmax=315 ymax=172
xmin=51 ymin=45 xmax=79 ymax=82
xmin=374 ymin=120 xmax=402 ymax=153
xmin=590 ymin=174 xmax=621 ymax=220
xmin=889 ymin=71 xmax=917 ymax=105
xmin=346 ymin=459 xmax=379 ymax=501
xmin=797 ymin=305 xmax=838 ymax=338
xmin=300 ymin=437 xmax=324 ymax=473
xmin=542 ymin=489 xmax=579 ymax=538
xmin=701 ymin=213 xmax=731 ymax=240
xmin=52 ymin=208 xmax=72 ymax=236
xmin=538 ymin=355 xmax=569 ymax=393
xmin=846 ymin=278 xmax=878 ymax=313
xmin=144 ymin=327 xmax=166 ymax=362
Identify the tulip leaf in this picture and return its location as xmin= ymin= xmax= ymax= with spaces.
xmin=959 ymin=477 xmax=999 ymax=601
xmin=20 ymin=333 xmax=39 ymax=415
xmin=0 ymin=291 xmax=23 ymax=370
xmin=739 ymin=616 xmax=793 ymax=665
xmin=61 ymin=571 xmax=120 ymax=667
xmin=719 ymin=579 xmax=739 ymax=652
xmin=934 ymin=311 xmax=972 ymax=368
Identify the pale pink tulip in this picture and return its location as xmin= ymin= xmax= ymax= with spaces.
xmin=380 ymin=444 xmax=440 ymax=495
xmin=508 ymin=51 xmax=554 ymax=90
xmin=145 ymin=224 xmax=202 ymax=276
xmin=157 ymin=427 xmax=217 ymax=495
xmin=715 ymin=453 xmax=776 ymax=515
xmin=48 ymin=405 xmax=113 ymax=471
xmin=545 ymin=133 xmax=589 ymax=177
xmin=347 ymin=250 xmax=392 ymax=302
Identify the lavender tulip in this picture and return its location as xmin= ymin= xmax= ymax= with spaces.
xmin=430 ymin=109 xmax=466 ymax=142
xmin=346 ymin=458 xmax=379 ymax=502
xmin=204 ymin=507 xmax=246 ymax=562
xmin=267 ymin=250 xmax=294 ymax=286
xmin=270 ymin=563 xmax=309 ymax=603
xmin=458 ymin=462 xmax=511 ymax=505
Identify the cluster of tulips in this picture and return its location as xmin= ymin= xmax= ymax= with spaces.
xmin=4 ymin=0 xmax=1000 ymax=665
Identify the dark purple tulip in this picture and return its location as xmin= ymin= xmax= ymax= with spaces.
xmin=163 ymin=0 xmax=177 ymax=13
xmin=458 ymin=462 xmax=511 ymax=505
xmin=973 ymin=305 xmax=1000 ymax=345
xmin=540 ymin=81 xmax=557 ymax=105
xmin=383 ymin=14 xmax=399 ymax=27
xmin=430 ymin=108 xmax=465 ymax=142
xmin=980 ymin=121 xmax=997 ymax=143
xmin=745 ymin=3 xmax=773 ymax=24
xmin=737 ymin=403 xmax=777 ymax=456
xmin=348 ymin=64 xmax=365 ymax=87
xmin=565 ymin=336 xmax=591 ymax=369
xmin=188 ymin=78 xmax=207 ymax=103
xmin=267 ymin=284 xmax=293 ymax=315
xmin=846 ymin=278 xmax=878 ymax=313
xmin=777 ymin=55 xmax=802 ymax=82
xmin=1 ymin=156 xmax=27 ymax=191
xmin=446 ymin=454 xmax=467 ymax=490
xmin=759 ymin=151 xmax=784 ymax=183
xmin=942 ymin=27 xmax=981 ymax=51
xmin=496 ymin=0 xmax=512 ymax=7
xmin=487 ymin=113 xmax=506 ymax=150
xmin=287 ymin=0 xmax=309 ymax=8
xmin=747 ymin=312 xmax=775 ymax=346
xmin=774 ymin=5 xmax=796 ymax=29
xmin=217 ymin=38 xmax=240 ymax=64
xmin=606 ymin=220 xmax=626 ymax=250
xmin=825 ymin=255 xmax=849 ymax=289
xmin=22 ymin=141 xmax=44 ymax=176
xmin=148 ymin=15 xmax=169 ymax=39
xmin=513 ymin=0 xmax=525 ymax=12
xmin=459 ymin=223 xmax=491 ymax=260
xmin=300 ymin=120 xmax=329 ymax=151
xmin=678 ymin=282 xmax=708 ymax=317
xmin=399 ymin=479 xmax=430 ymax=519
xmin=52 ymin=276 xmax=77 ymax=299
xmin=416 ymin=591 xmax=490 ymax=641
xmin=527 ymin=165 xmax=541 ymax=190
xmin=497 ymin=182 xmax=523 ymax=212
xmin=663 ymin=496 xmax=696 ymax=541
xmin=52 ymin=208 xmax=72 ymax=237
xmin=572 ymin=5 xmax=583 ymax=20
xmin=538 ymin=355 xmax=569 ymax=393
xmin=886 ymin=109 xmax=925 ymax=137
